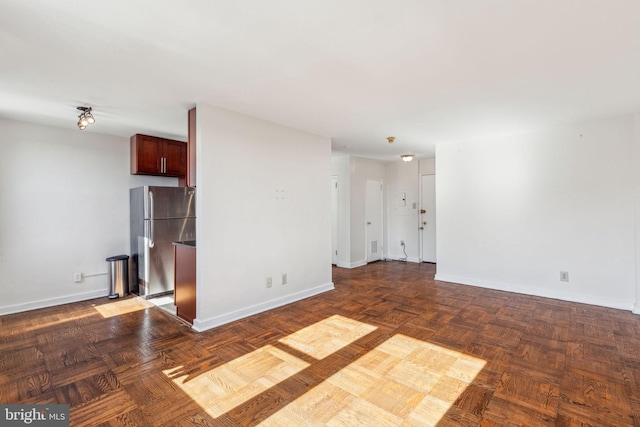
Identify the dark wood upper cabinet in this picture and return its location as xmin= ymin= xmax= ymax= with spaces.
xmin=131 ymin=134 xmax=186 ymax=178
xmin=162 ymin=139 xmax=187 ymax=176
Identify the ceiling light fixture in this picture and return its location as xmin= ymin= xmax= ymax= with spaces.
xmin=401 ymin=154 xmax=414 ymax=162
xmin=387 ymin=136 xmax=395 ymax=144
xmin=76 ymin=106 xmax=95 ymax=130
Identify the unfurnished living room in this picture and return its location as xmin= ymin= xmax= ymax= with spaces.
xmin=1 ymin=1 xmax=640 ymax=426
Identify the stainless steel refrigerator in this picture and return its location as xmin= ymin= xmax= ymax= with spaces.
xmin=130 ymin=186 xmax=196 ymax=299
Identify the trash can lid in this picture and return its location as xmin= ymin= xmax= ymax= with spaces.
xmin=106 ymin=254 xmax=129 ymax=261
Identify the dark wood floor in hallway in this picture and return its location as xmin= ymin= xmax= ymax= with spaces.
xmin=1 ymin=261 xmax=639 ymax=425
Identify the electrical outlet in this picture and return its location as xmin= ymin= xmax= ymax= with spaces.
xmin=266 ymin=277 xmax=272 ymax=288
xmin=73 ymin=272 xmax=82 ymax=282
xmin=282 ymin=273 xmax=287 ymax=285
xmin=560 ymin=271 xmax=569 ymax=282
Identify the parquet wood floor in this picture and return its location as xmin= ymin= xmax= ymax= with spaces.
xmin=2 ymin=261 xmax=640 ymax=425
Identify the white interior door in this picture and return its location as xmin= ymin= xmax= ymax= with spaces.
xmin=420 ymin=174 xmax=436 ymax=263
xmin=331 ymin=176 xmax=339 ymax=265
xmin=365 ymin=179 xmax=383 ymax=262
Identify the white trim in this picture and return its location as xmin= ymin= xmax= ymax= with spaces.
xmin=0 ymin=289 xmax=107 ymax=316
xmin=386 ymin=256 xmax=421 ymax=263
xmin=336 ymin=260 xmax=367 ymax=269
xmin=365 ymin=178 xmax=384 ymax=263
xmin=335 ymin=262 xmax=353 ymax=269
xmin=633 ymin=114 xmax=640 ymax=315
xmin=331 ymin=175 xmax=339 ymax=266
xmin=434 ymin=274 xmax=634 ymax=311
xmin=192 ymin=282 xmax=335 ymax=332
xmin=419 ymin=173 xmax=436 ymax=264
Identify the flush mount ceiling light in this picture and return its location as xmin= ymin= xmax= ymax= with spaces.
xmin=401 ymin=154 xmax=414 ymax=162
xmin=387 ymin=136 xmax=395 ymax=144
xmin=76 ymin=106 xmax=95 ymax=130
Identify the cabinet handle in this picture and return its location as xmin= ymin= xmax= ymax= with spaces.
xmin=162 ymin=157 xmax=166 ymax=173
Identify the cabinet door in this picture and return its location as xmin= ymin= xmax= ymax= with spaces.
xmin=163 ymin=139 xmax=187 ymax=177
xmin=131 ymin=135 xmax=162 ymax=174
xmin=174 ymin=245 xmax=196 ymax=324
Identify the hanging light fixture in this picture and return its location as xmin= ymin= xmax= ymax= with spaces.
xmin=387 ymin=136 xmax=395 ymax=144
xmin=84 ymin=109 xmax=95 ymax=124
xmin=400 ymin=154 xmax=414 ymax=162
xmin=76 ymin=106 xmax=95 ymax=130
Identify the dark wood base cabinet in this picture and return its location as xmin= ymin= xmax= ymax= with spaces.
xmin=174 ymin=243 xmax=196 ymax=324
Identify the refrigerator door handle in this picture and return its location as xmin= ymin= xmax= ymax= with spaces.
xmin=149 ymin=190 xmax=154 ymax=220
xmin=147 ymin=220 xmax=155 ymax=248
xmin=148 ymin=190 xmax=155 ymax=247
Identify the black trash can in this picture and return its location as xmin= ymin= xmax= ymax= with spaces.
xmin=106 ymin=255 xmax=129 ymax=299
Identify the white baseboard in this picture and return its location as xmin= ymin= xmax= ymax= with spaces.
xmin=192 ymin=282 xmax=335 ymax=332
xmin=335 ymin=260 xmax=367 ymax=269
xmin=0 ymin=289 xmax=108 ymax=316
xmin=435 ymin=273 xmax=634 ymax=311
xmin=336 ymin=258 xmax=423 ymax=269
xmin=385 ymin=256 xmax=421 ymax=263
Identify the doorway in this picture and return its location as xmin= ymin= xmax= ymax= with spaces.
xmin=365 ymin=178 xmax=383 ymax=263
xmin=420 ymin=174 xmax=436 ymax=263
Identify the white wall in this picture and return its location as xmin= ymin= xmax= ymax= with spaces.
xmin=348 ymin=157 xmax=387 ymax=267
xmin=386 ymin=160 xmax=420 ymax=261
xmin=0 ymin=118 xmax=176 ymax=315
xmin=420 ymin=158 xmax=436 ymax=175
xmin=194 ymin=104 xmax=333 ymax=331
xmin=436 ymin=115 xmax=636 ymax=310
xmin=331 ymin=154 xmax=351 ymax=268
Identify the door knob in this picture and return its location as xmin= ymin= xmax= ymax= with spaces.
xmin=423 ymin=221 xmax=427 ymax=225
xmin=420 ymin=209 xmax=426 ymax=214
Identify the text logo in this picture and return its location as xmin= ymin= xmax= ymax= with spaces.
xmin=1 ymin=405 xmax=69 ymax=426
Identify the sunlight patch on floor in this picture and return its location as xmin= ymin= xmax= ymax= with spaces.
xmin=278 ymin=314 xmax=378 ymax=359
xmin=260 ymin=334 xmax=486 ymax=426
xmin=164 ymin=345 xmax=310 ymax=418
xmin=163 ymin=315 xmax=485 ymax=426
xmin=93 ymin=297 xmax=153 ymax=318
xmin=8 ymin=310 xmax=97 ymax=334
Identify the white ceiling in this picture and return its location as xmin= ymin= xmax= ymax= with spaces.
xmin=1 ymin=1 xmax=639 ymax=161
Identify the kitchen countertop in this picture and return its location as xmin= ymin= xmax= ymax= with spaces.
xmin=172 ymin=240 xmax=196 ymax=248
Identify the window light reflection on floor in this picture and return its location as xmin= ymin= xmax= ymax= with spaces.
xmin=10 ymin=310 xmax=97 ymax=334
xmin=163 ymin=315 xmax=486 ymax=425
xmin=278 ymin=314 xmax=378 ymax=359
xmin=164 ymin=345 xmax=310 ymax=418
xmin=260 ymin=334 xmax=486 ymax=425
xmin=93 ymin=297 xmax=153 ymax=318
